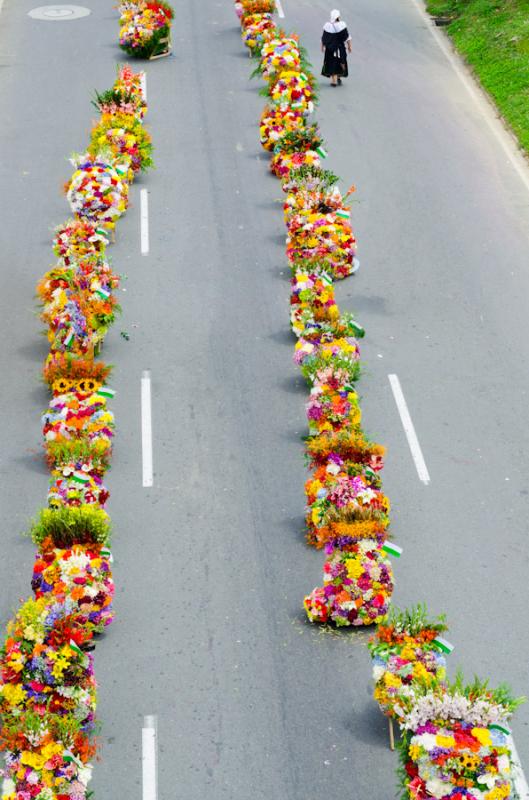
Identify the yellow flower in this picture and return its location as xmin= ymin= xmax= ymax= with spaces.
xmin=472 ymin=727 xmax=492 ymax=747
xmin=1 ymin=683 xmax=27 ymax=707
xmin=21 ymin=751 xmax=45 ymax=770
xmin=409 ymin=744 xmax=421 ymax=760
xmin=436 ymin=734 xmax=455 ymax=748
xmin=345 ymin=558 xmax=363 ymax=580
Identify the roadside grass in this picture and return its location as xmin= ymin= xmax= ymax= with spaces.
xmin=424 ymin=0 xmax=529 ymax=154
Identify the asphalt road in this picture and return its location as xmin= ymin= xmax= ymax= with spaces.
xmin=1 ymin=0 xmax=529 ymax=798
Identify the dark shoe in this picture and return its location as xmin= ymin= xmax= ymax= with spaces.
xmin=330 ymin=82 xmax=337 ymax=87
xmin=337 ymin=78 xmax=342 ymax=85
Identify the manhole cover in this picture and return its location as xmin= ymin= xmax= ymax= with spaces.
xmin=28 ymin=5 xmax=91 ymax=20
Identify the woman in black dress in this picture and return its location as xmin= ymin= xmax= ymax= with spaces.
xmin=321 ymin=9 xmax=352 ymax=87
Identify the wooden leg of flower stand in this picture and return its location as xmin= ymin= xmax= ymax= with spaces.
xmin=389 ymin=718 xmax=395 ymax=751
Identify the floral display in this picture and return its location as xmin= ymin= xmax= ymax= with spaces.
xmin=398 ymin=678 xmax=524 ymax=800
xmin=0 ymin=64 xmax=150 ymax=795
xmin=242 ymin=13 xmax=277 ymax=52
xmin=270 ymin=126 xmax=323 ymax=179
xmin=368 ymin=605 xmax=450 ymax=720
xmin=304 ymin=538 xmax=394 ymax=626
xmin=66 ymin=155 xmax=130 ymax=232
xmin=88 ymin=112 xmax=153 ymax=174
xmin=268 ymin=70 xmax=316 ymax=113
xmin=259 ymin=105 xmax=306 ymax=151
xmin=118 ymin=0 xmax=174 ymax=59
xmin=32 ymin=543 xmax=114 ymax=633
xmin=305 ymin=456 xmax=390 ymax=548
xmin=42 ymin=388 xmax=115 ymax=460
xmin=258 ymin=37 xmax=300 ymax=81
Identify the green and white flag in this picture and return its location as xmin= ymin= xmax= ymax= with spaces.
xmin=64 ymin=329 xmax=74 ymax=349
xmin=382 ymin=542 xmax=403 ymax=558
xmin=315 ymin=146 xmax=328 ymax=159
xmin=299 ymin=72 xmax=308 ymax=81
xmin=321 ymin=272 xmax=333 ymax=286
xmin=63 ymin=749 xmax=83 ymax=768
xmin=69 ymin=639 xmax=83 ymax=657
xmin=95 ymin=286 xmax=110 ymax=300
xmin=351 ymin=320 xmax=365 ymax=337
xmin=432 ymin=636 xmax=454 ymax=655
xmin=71 ymin=471 xmax=90 ymax=485
xmin=291 ymin=102 xmax=303 ymax=109
xmin=100 ymin=546 xmax=114 ymax=563
xmin=336 ymin=208 xmax=350 ymax=220
xmin=97 ymin=386 xmax=115 ymax=399
xmin=489 ymin=723 xmax=511 ymax=736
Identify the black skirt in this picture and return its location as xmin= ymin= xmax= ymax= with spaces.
xmin=321 ymin=27 xmax=349 ymax=78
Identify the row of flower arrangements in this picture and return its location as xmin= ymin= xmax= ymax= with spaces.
xmin=0 ymin=65 xmax=153 ymax=800
xmin=118 ymin=0 xmax=174 ymax=60
xmin=233 ymin=3 xmax=525 ymax=799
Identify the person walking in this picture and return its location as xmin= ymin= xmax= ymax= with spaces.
xmin=321 ymin=9 xmax=352 ymax=87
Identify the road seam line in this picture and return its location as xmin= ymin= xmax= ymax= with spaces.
xmin=407 ymin=0 xmax=529 ymax=197
xmin=141 ymin=371 xmax=153 ymax=488
xmin=388 ymin=374 xmax=430 ymax=485
xmin=140 ymin=188 xmax=150 ymax=255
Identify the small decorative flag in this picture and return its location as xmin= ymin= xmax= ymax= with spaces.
xmin=321 ymin=272 xmax=333 ymax=286
xmin=489 ymin=723 xmax=511 ymax=736
xmin=69 ymin=639 xmax=84 ymax=656
xmin=63 ymin=750 xmax=83 ymax=768
xmin=315 ymin=146 xmax=328 ymax=159
xmin=351 ymin=320 xmax=365 ymax=337
xmin=64 ymin=329 xmax=74 ymax=349
xmin=291 ymin=102 xmax=303 ymax=109
xmin=432 ymin=636 xmax=454 ymax=655
xmin=71 ymin=471 xmax=90 ymax=485
xmin=97 ymin=386 xmax=116 ymax=399
xmin=100 ymin=546 xmax=113 ymax=563
xmin=299 ymin=72 xmax=308 ymax=81
xmin=382 ymin=542 xmax=403 ymax=558
xmin=336 ymin=208 xmax=351 ymax=219
xmin=95 ymin=286 xmax=111 ymax=300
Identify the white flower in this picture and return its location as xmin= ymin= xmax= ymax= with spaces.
xmin=372 ymin=665 xmax=384 ymax=682
xmin=425 ymin=777 xmax=452 ymax=798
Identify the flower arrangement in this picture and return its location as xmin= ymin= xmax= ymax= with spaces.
xmin=41 ymin=388 xmax=115 ymax=460
xmin=258 ymin=37 xmax=301 ymax=81
xmin=289 ymin=267 xmax=340 ymax=337
xmin=93 ymin=65 xmax=147 ymax=120
xmin=368 ymin=605 xmax=450 ymax=720
xmin=242 ymin=13 xmax=277 ymax=53
xmin=304 ymin=537 xmax=394 ymax=626
xmin=88 ymin=112 xmax=153 ymax=173
xmin=286 ymin=211 xmax=357 ymax=280
xmin=305 ymin=459 xmax=390 ymax=547
xmin=48 ymin=459 xmax=109 ymax=509
xmin=306 ymin=379 xmax=362 ymax=435
xmin=53 ymin=218 xmax=108 ymax=265
xmin=259 ymin=105 xmax=306 ymax=151
xmin=270 ymin=125 xmax=323 ymax=179
xmin=118 ymin=0 xmax=174 ymax=59
xmin=32 ymin=543 xmax=114 ymax=633
xmin=268 ymin=69 xmax=316 ymax=113
xmin=397 ymin=677 xmax=525 ymax=800
xmin=66 ymin=155 xmax=130 ymax=232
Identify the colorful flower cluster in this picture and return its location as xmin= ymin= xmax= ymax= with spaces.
xmin=397 ymin=679 xmax=524 ymax=800
xmin=233 ymin=0 xmax=399 ymax=631
xmin=118 ymin=0 xmax=174 ymax=59
xmin=233 ymin=5 xmax=525 ymax=796
xmin=368 ymin=605 xmax=449 ymax=720
xmin=0 ymin=65 xmax=151 ymax=799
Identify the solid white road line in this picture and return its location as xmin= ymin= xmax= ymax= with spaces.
xmin=142 ymin=715 xmax=158 ymax=800
xmin=140 ymin=71 xmax=147 ymax=101
xmin=407 ymin=0 xmax=529 ymax=197
xmin=388 ymin=374 xmax=431 ymax=485
xmin=140 ymin=189 xmax=150 ymax=256
xmin=276 ymin=0 xmax=285 ymax=18
xmin=141 ymin=371 xmax=153 ymax=488
xmin=508 ymin=735 xmax=529 ymax=799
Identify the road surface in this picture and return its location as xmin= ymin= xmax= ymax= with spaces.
xmin=0 ymin=0 xmax=529 ymax=797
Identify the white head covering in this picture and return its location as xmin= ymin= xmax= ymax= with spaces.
xmin=330 ymin=9 xmax=340 ymax=22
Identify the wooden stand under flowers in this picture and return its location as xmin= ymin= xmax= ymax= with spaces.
xmin=149 ymin=35 xmax=172 ymax=60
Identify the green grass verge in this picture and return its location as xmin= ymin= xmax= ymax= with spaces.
xmin=424 ymin=0 xmax=529 ymax=154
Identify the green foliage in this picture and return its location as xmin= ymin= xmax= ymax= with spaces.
xmin=300 ymin=351 xmax=361 ymax=385
xmin=45 ymin=440 xmax=112 ymax=471
xmin=425 ymin=0 xmax=529 ymax=154
xmin=451 ymin=671 xmax=526 ymax=713
xmin=27 ymin=506 xmax=111 ymax=549
xmin=385 ymin=603 xmax=448 ymax=637
xmin=396 ymin=730 xmax=412 ymax=800
xmin=274 ymin=124 xmax=322 ymax=155
xmin=286 ymin=164 xmax=340 ymax=190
